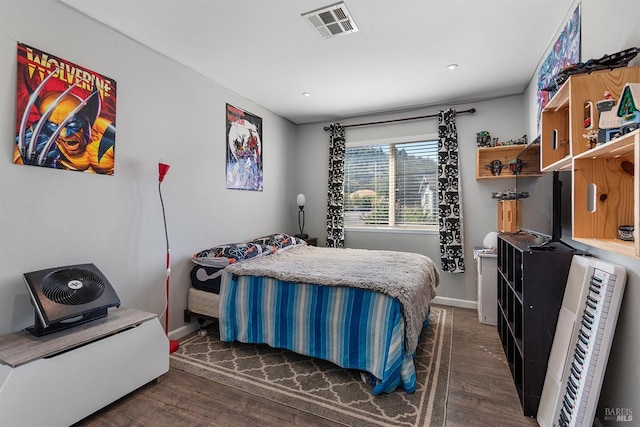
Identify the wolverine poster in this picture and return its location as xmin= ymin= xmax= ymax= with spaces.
xmin=14 ymin=43 xmax=117 ymax=174
xmin=226 ymin=103 xmax=263 ymax=191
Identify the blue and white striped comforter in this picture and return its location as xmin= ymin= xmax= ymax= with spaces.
xmin=219 ymin=273 xmax=428 ymax=394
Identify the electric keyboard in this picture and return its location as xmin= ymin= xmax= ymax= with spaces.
xmin=537 ymin=256 xmax=626 ymax=427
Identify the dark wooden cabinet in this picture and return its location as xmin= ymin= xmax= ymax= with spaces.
xmin=496 ymin=233 xmax=576 ymax=417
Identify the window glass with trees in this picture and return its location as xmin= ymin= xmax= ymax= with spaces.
xmin=344 ymin=138 xmax=438 ymax=230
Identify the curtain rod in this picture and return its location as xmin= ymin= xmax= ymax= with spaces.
xmin=323 ymin=108 xmax=476 ymax=131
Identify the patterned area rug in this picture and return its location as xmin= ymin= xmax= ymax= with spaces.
xmin=170 ymin=306 xmax=452 ymax=427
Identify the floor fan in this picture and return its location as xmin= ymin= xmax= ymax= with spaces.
xmin=159 ymin=162 xmax=179 ymax=354
xmin=22 ymin=263 xmax=121 ymax=336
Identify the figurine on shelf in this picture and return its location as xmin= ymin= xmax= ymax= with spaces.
xmin=541 ymin=47 xmax=640 ymax=92
xmin=489 ymin=135 xmax=528 ymax=147
xmin=583 ymin=129 xmax=598 ymax=149
xmin=491 ymin=189 xmax=530 ymax=200
xmin=598 ymin=84 xmax=640 ymax=143
xmin=509 ymin=158 xmax=526 ymax=175
xmin=597 ymin=91 xmax=617 ymax=143
xmin=619 ymin=84 xmax=640 ymax=134
xmin=476 ymin=131 xmax=491 ymax=147
xmin=487 ymin=159 xmax=506 ymax=176
xmin=510 ymin=135 xmax=528 ymax=145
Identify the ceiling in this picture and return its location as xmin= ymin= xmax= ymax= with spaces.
xmin=58 ymin=0 xmax=575 ymax=124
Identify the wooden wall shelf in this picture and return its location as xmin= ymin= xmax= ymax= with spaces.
xmin=476 ymin=144 xmax=542 ymax=179
xmin=541 ymin=66 xmax=640 ymax=172
xmin=572 ymin=129 xmax=639 ymax=258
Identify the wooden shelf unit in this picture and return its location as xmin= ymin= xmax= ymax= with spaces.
xmin=476 ymin=144 xmax=542 ymax=179
xmin=540 ymin=66 xmax=640 ymax=172
xmin=497 ymin=233 xmax=577 ymax=417
xmin=539 ymin=67 xmax=640 ymax=259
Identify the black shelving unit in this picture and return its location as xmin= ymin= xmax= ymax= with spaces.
xmin=497 ymin=233 xmax=576 ymax=417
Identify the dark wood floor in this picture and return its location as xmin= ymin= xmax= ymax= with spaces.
xmin=75 ymin=307 xmax=538 ymax=426
xmin=446 ymin=307 xmax=538 ymax=427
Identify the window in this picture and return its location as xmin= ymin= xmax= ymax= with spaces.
xmin=344 ymin=137 xmax=438 ymax=230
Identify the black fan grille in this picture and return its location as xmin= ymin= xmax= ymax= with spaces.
xmin=40 ymin=268 xmax=106 ymax=305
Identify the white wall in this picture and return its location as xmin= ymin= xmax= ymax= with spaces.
xmin=0 ymin=0 xmax=297 ymax=337
xmin=296 ymin=94 xmax=535 ymax=303
xmin=523 ymin=0 xmax=640 ymax=423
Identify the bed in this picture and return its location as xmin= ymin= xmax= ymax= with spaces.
xmin=184 ymin=236 xmax=439 ymax=395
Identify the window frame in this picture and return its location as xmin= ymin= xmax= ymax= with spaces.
xmin=343 ymin=133 xmax=439 ymax=234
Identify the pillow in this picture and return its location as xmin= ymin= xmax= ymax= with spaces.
xmin=251 ymin=233 xmax=306 ymax=252
xmin=191 ymin=242 xmax=274 ymax=267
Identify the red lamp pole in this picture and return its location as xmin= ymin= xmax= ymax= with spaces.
xmin=159 ymin=162 xmax=179 ymax=354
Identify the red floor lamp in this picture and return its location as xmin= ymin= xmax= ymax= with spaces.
xmin=158 ymin=162 xmax=180 ymax=354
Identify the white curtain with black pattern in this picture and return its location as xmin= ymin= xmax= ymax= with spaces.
xmin=437 ymin=109 xmax=465 ymax=273
xmin=325 ymin=123 xmax=345 ymax=248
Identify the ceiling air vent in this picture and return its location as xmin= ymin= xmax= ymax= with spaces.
xmin=302 ymin=2 xmax=359 ymax=40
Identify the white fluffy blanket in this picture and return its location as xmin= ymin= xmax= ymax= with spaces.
xmin=225 ymin=245 xmax=439 ymax=354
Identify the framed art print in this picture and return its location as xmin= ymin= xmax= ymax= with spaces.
xmin=14 ymin=43 xmax=117 ymax=175
xmin=536 ymin=5 xmax=581 ymax=132
xmin=226 ymin=103 xmax=263 ymax=191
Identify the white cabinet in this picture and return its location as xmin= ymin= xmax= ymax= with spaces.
xmin=476 ymin=251 xmax=497 ymax=325
xmin=0 ymin=308 xmax=169 ymax=427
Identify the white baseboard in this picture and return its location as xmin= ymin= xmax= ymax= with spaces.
xmin=169 ymin=322 xmax=202 ymax=341
xmin=432 ymin=296 xmax=477 ymax=310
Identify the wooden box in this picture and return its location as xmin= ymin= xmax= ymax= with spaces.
xmin=541 ymin=67 xmax=640 ymax=171
xmin=572 ymin=129 xmax=639 ymax=258
xmin=498 ymin=200 xmax=522 ymax=233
